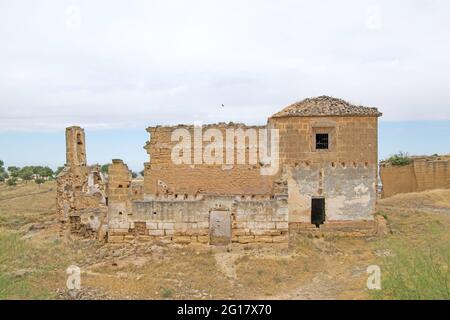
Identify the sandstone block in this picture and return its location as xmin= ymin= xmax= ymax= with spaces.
xmin=173 ymin=236 xmax=192 ymax=244
xmin=237 ymin=236 xmax=255 ymax=244
xmin=149 ymin=229 xmax=164 ymax=236
xmin=275 ymin=222 xmax=289 ymax=229
xmin=197 ymin=235 xmax=209 ymax=243
xmin=108 ymin=235 xmax=124 ymax=243
xmin=146 ymin=222 xmax=158 ymax=230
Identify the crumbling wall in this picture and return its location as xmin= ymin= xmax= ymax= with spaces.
xmin=106 ymin=159 xmax=133 ymax=238
xmin=107 ymin=194 xmax=289 ymax=244
xmin=287 ymin=164 xmax=376 ymax=223
xmin=269 ymin=116 xmax=378 ymax=223
xmin=56 ymin=126 xmax=107 ymax=238
xmin=380 ymin=156 xmax=450 ymax=198
xmin=56 ymin=165 xmax=107 ymax=237
xmin=143 ymin=123 xmax=276 ymax=198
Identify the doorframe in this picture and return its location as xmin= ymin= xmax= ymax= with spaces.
xmin=311 ymin=196 xmax=326 ymax=227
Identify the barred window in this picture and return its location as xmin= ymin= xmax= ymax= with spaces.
xmin=316 ymin=134 xmax=329 ymax=150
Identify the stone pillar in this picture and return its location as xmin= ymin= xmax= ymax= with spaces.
xmin=107 ymin=159 xmax=132 ymax=214
xmin=66 ymin=126 xmax=87 ymax=167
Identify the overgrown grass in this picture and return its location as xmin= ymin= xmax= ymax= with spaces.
xmin=373 ymin=224 xmax=450 ymax=300
xmin=0 ymin=231 xmax=70 ymax=299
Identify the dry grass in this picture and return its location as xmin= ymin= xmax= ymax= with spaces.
xmin=379 ymin=189 xmax=450 ymax=210
xmin=374 ymin=189 xmax=450 ymax=299
xmin=1 ymin=181 xmax=449 ymax=299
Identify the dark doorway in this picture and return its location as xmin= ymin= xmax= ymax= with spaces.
xmin=311 ymin=198 xmax=325 ymax=228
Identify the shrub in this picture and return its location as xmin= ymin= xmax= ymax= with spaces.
xmin=385 ymin=152 xmax=411 ymax=166
xmin=6 ymin=178 xmax=17 ymax=186
xmin=161 ymin=287 xmax=173 ymax=298
xmin=35 ymin=178 xmax=45 ymax=186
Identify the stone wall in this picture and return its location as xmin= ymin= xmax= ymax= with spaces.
xmin=56 ymin=126 xmax=107 ymax=238
xmin=108 ymin=194 xmax=289 ymax=244
xmin=65 ymin=126 xmax=87 ymax=166
xmin=56 ymin=164 xmax=107 ymax=237
xmin=58 ymin=101 xmax=380 ymax=243
xmin=269 ymin=116 xmax=378 ymax=223
xmin=380 ymin=156 xmax=450 ymax=198
xmin=143 ymin=123 xmax=276 ymax=198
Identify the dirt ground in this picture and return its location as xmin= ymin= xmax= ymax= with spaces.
xmin=1 ymin=181 xmax=449 ymax=300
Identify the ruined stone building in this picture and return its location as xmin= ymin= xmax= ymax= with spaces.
xmin=57 ymin=96 xmax=382 ymax=244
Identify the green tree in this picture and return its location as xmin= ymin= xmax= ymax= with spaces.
xmin=35 ymin=177 xmax=45 ymax=188
xmin=0 ymin=172 xmax=8 ymax=182
xmin=19 ymin=167 xmax=34 ymax=182
xmin=7 ymin=166 xmax=20 ymax=178
xmin=101 ymin=164 xmax=110 ymax=173
xmin=131 ymin=171 xmax=138 ymax=179
xmin=0 ymin=160 xmax=8 ymax=182
xmin=54 ymin=166 xmax=65 ymax=176
xmin=39 ymin=166 xmax=54 ymax=178
xmin=6 ymin=177 xmax=17 ymax=187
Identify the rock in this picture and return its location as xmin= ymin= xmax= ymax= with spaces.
xmin=10 ymin=269 xmax=30 ymax=278
xmin=375 ymin=215 xmax=389 ymax=236
xmin=29 ymin=223 xmax=45 ymax=231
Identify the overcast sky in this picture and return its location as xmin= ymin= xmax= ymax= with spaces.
xmin=1 ymin=0 xmax=450 ymax=133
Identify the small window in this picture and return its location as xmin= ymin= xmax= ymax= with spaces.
xmin=316 ymin=134 xmax=329 ymax=150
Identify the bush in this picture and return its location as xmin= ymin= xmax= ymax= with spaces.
xmin=385 ymin=152 xmax=411 ymax=166
xmin=101 ymin=164 xmax=110 ymax=173
xmin=161 ymin=287 xmax=173 ymax=298
xmin=6 ymin=178 xmax=17 ymax=187
xmin=35 ymin=178 xmax=45 ymax=185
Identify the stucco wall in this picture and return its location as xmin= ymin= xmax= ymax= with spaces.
xmin=287 ymin=164 xmax=376 ymax=222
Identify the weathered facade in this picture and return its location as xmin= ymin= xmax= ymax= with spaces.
xmin=56 ymin=126 xmax=107 ymax=237
xmin=380 ymin=155 xmax=450 ymax=198
xmin=57 ymin=96 xmax=382 ymax=244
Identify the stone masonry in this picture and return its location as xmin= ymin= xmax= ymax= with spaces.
xmin=57 ymin=96 xmax=382 ymax=244
xmin=380 ymin=155 xmax=450 ymax=198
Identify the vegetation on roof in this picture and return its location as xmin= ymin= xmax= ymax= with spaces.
xmin=384 ymin=152 xmax=412 ymax=166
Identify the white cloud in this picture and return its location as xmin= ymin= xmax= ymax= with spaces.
xmin=1 ymin=0 xmax=450 ymax=132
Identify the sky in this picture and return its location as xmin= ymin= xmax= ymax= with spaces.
xmin=0 ymin=0 xmax=449 ymax=171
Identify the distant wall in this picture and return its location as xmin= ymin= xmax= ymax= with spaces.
xmin=380 ymin=158 xmax=450 ymax=198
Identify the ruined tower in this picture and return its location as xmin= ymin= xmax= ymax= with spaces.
xmin=66 ymin=126 xmax=86 ymax=167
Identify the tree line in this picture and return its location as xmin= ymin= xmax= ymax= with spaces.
xmin=0 ymin=160 xmax=142 ymax=186
xmin=0 ymin=160 xmax=60 ymax=186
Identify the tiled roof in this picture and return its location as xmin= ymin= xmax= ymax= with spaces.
xmin=271 ymin=96 xmax=382 ymax=118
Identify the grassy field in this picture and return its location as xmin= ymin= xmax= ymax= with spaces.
xmin=0 ymin=181 xmax=449 ymax=299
